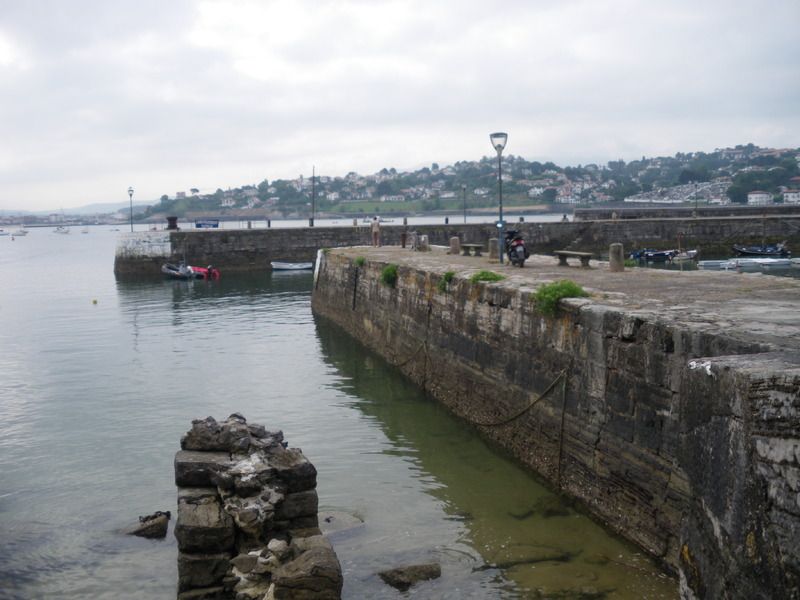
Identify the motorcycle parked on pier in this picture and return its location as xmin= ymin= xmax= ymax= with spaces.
xmin=504 ymin=230 xmax=529 ymax=267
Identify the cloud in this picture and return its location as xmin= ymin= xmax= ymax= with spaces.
xmin=0 ymin=0 xmax=798 ymax=210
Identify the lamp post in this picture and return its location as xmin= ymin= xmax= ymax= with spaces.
xmin=490 ymin=132 xmax=508 ymax=263
xmin=128 ymin=186 xmax=134 ymax=232
xmin=694 ymin=181 xmax=698 ymax=216
xmin=310 ymin=165 xmax=316 ymax=227
xmin=462 ymin=184 xmax=467 ymax=224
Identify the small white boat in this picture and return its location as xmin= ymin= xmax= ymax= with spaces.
xmin=697 ymin=260 xmax=726 ymax=270
xmin=671 ymin=249 xmax=698 ymax=262
xmin=54 ymin=225 xmax=70 ymax=234
xmin=722 ymin=258 xmax=792 ymax=270
xmin=0 ymin=229 xmax=9 ymax=236
xmin=81 ymin=226 xmax=89 ymax=234
xmin=701 ymin=258 xmax=793 ymax=272
xmin=271 ymin=261 xmax=314 ymax=271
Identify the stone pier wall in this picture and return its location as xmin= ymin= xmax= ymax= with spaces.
xmin=113 ymin=215 xmax=800 ymax=275
xmin=174 ymin=414 xmax=342 ymax=599
xmin=310 ymin=252 xmax=800 ymax=599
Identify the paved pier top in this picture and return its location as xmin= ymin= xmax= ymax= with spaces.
xmin=331 ymin=245 xmax=800 ymax=352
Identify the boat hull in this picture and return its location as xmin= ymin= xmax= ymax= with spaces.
xmin=271 ymin=262 xmax=314 ymax=271
xmin=161 ymin=263 xmax=220 ymax=280
xmin=732 ymin=243 xmax=790 ymax=257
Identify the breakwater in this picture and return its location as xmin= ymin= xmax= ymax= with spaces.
xmin=113 ymin=215 xmax=800 ymax=275
xmin=310 ymin=247 xmax=800 ymax=599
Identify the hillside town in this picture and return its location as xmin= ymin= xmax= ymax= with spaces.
xmin=139 ymin=143 xmax=798 ymax=221
xmin=2 ymin=144 xmax=798 ymax=226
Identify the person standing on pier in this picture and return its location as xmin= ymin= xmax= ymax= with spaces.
xmin=371 ymin=216 xmax=381 ymax=247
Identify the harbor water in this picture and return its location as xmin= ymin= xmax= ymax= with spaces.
xmin=0 ymin=227 xmax=676 ymax=599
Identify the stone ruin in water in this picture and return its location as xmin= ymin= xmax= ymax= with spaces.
xmin=174 ymin=413 xmax=343 ymax=599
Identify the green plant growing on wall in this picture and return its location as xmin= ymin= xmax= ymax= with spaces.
xmin=437 ymin=271 xmax=455 ymax=293
xmin=533 ymin=280 xmax=589 ymax=316
xmin=381 ymin=264 xmax=399 ymax=287
xmin=322 ymin=248 xmax=330 ymax=255
xmin=354 ymin=256 xmax=366 ymax=267
xmin=623 ymin=258 xmax=637 ymax=268
xmin=469 ymin=270 xmax=505 ymax=284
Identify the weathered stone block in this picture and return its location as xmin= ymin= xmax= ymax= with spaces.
xmin=267 ymin=447 xmax=317 ymax=492
xmin=175 ymin=488 xmax=235 ymax=553
xmin=177 ymin=552 xmax=231 ymax=592
xmin=289 ymin=515 xmax=319 ymax=530
xmin=175 ymin=451 xmax=233 ymax=487
xmin=275 ymin=490 xmax=319 ymax=521
xmin=181 ymin=415 xmax=251 ymax=453
xmin=272 ymin=540 xmax=343 ymax=600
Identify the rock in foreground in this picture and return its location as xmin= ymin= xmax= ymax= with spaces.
xmin=175 ymin=414 xmax=342 ymax=599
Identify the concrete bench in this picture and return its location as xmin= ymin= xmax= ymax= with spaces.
xmin=554 ymin=250 xmax=593 ymax=267
xmin=461 ymin=243 xmax=484 ymax=257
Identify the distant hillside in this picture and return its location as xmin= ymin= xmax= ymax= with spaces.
xmin=0 ymin=201 xmax=153 ymax=217
xmin=64 ymin=201 xmax=154 ymax=216
xmin=141 ymin=143 xmax=800 ymax=219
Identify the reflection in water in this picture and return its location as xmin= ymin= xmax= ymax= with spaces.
xmin=315 ymin=317 xmax=677 ymax=599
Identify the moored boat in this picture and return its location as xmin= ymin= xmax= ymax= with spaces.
xmin=731 ymin=241 xmax=790 ymax=257
xmin=722 ymin=258 xmax=793 ymax=271
xmin=195 ymin=219 xmax=220 ymax=229
xmin=629 ymin=248 xmax=677 ymax=262
xmin=271 ymin=261 xmax=314 ymax=271
xmin=699 ymin=258 xmax=793 ymax=271
xmin=161 ymin=262 xmax=220 ymax=280
xmin=671 ymin=249 xmax=698 ymax=262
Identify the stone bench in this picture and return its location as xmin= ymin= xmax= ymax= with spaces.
xmin=554 ymin=250 xmax=593 ymax=267
xmin=461 ymin=243 xmax=484 ymax=257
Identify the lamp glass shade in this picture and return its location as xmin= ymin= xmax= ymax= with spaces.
xmin=489 ymin=132 xmax=508 ymax=154
xmin=128 ymin=186 xmax=134 ymax=197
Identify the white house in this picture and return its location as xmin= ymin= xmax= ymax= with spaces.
xmin=527 ymin=186 xmax=544 ymax=198
xmin=747 ymin=191 xmax=772 ymax=206
xmin=783 ymin=190 xmax=800 ymax=204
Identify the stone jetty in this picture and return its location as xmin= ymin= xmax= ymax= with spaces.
xmin=113 ymin=212 xmax=800 ymax=276
xmin=174 ymin=414 xmax=342 ymax=599
xmin=312 ymin=245 xmax=800 ymax=600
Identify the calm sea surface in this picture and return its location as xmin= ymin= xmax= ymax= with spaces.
xmin=0 ymin=227 xmax=677 ymax=599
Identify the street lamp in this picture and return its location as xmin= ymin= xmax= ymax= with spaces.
xmin=462 ymin=184 xmax=467 ymax=224
xmin=490 ymin=132 xmax=508 ymax=263
xmin=128 ymin=186 xmax=134 ymax=232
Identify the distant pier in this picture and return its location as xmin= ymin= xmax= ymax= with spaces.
xmin=114 ymin=212 xmax=800 ymax=276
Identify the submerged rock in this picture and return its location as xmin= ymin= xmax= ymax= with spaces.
xmin=124 ymin=510 xmax=171 ymax=539
xmin=378 ymin=562 xmax=441 ymax=591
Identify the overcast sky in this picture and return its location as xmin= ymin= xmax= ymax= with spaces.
xmin=1 ymin=0 xmax=798 ymax=211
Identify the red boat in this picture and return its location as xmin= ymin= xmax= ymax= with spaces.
xmin=161 ymin=262 xmax=220 ymax=280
